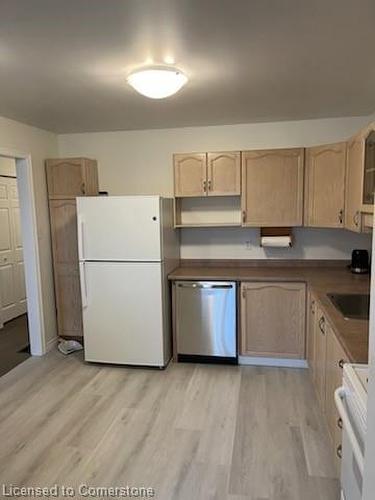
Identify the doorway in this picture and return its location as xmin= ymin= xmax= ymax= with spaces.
xmin=0 ymin=159 xmax=30 ymax=374
xmin=0 ymin=149 xmax=45 ymax=376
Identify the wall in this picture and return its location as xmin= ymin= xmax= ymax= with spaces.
xmin=0 ymin=157 xmax=16 ymax=177
xmin=59 ymin=115 xmax=373 ymax=260
xmin=0 ymin=116 xmax=58 ymax=345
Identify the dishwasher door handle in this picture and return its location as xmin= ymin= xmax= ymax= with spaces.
xmin=177 ymin=283 xmax=233 ymax=289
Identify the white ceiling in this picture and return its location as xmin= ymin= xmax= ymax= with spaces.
xmin=1 ymin=0 xmax=374 ymax=133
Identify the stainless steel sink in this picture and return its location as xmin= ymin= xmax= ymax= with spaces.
xmin=327 ymin=293 xmax=370 ymax=320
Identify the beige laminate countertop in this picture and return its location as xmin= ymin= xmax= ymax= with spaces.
xmin=168 ymin=262 xmax=370 ymax=364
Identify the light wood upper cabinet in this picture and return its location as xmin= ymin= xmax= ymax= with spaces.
xmin=46 ymin=158 xmax=98 ymax=199
xmin=173 ymin=153 xmax=207 ymax=197
xmin=305 ymin=143 xmax=346 ymax=228
xmin=241 ymin=148 xmax=304 ymax=226
xmin=207 ymin=152 xmax=241 ymax=196
xmin=240 ymin=282 xmax=306 ymax=359
xmin=345 ymin=133 xmax=365 ymax=232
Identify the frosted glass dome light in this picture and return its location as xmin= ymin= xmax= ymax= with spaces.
xmin=127 ymin=67 xmax=188 ymax=99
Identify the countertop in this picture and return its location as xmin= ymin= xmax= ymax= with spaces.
xmin=168 ymin=260 xmax=370 ymax=363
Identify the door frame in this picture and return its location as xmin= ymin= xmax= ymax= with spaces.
xmin=0 ymin=148 xmax=45 ymax=355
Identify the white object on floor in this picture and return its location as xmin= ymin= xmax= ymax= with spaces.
xmin=58 ymin=339 xmax=83 ymax=355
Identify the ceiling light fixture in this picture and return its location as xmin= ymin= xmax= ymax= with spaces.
xmin=127 ymin=66 xmax=188 ymax=99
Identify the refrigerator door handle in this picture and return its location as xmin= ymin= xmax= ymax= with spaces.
xmin=335 ymin=386 xmax=365 ymax=475
xmin=77 ymin=215 xmax=85 ymax=260
xmin=79 ymin=262 xmax=88 ymax=308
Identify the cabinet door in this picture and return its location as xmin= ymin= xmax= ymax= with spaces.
xmin=305 ymin=143 xmax=346 ymax=227
xmin=46 ymin=158 xmax=98 ymax=199
xmin=345 ymin=135 xmax=364 ymax=232
xmin=174 ymin=153 xmax=207 ymax=197
xmin=363 ymin=128 xmax=375 ymax=209
xmin=82 ymin=159 xmax=99 ymax=196
xmin=306 ymin=292 xmax=316 ymax=375
xmin=241 ymin=148 xmax=304 ymax=226
xmin=325 ymin=324 xmax=347 ymax=431
xmin=313 ymin=307 xmax=327 ymax=410
xmin=240 ymin=282 xmax=306 ymax=358
xmin=325 ymin=324 xmax=347 ymax=475
xmin=207 ymin=152 xmax=240 ymax=196
xmin=49 ymin=199 xmax=82 ymax=337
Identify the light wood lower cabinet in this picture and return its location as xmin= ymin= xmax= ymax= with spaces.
xmin=240 ymin=282 xmax=306 ymax=358
xmin=307 ymin=294 xmax=347 ymax=475
xmin=49 ymin=199 xmax=83 ymax=338
xmin=306 ymin=291 xmax=316 ymax=376
xmin=325 ymin=323 xmax=348 ymax=473
xmin=312 ymin=304 xmax=327 ymax=409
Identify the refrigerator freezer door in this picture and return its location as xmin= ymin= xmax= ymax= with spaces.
xmin=82 ymin=262 xmax=166 ymax=366
xmin=77 ymin=196 xmax=162 ymax=261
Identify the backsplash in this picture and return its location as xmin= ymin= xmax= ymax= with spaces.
xmin=180 ymin=227 xmax=372 ymax=260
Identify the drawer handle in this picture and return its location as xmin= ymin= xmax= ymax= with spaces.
xmin=338 ymin=359 xmax=345 ymax=369
xmin=337 ymin=417 xmax=343 ymax=429
xmin=336 ymin=444 xmax=342 ymax=459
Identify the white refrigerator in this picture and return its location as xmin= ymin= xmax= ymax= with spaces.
xmin=76 ymin=196 xmax=179 ymax=367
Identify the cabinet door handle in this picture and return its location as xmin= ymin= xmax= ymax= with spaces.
xmin=336 ymin=444 xmax=342 ymax=459
xmin=207 ymin=179 xmax=212 ymax=191
xmin=353 ymin=211 xmax=360 ymax=227
xmin=338 ymin=359 xmax=345 ymax=369
xmin=242 ymin=211 xmax=246 ymax=223
xmin=318 ymin=316 xmax=325 ymax=335
xmin=203 ymin=180 xmax=207 ymax=192
xmin=81 ymin=182 xmax=86 ymax=194
xmin=338 ymin=209 xmax=344 ymax=224
xmin=337 ymin=417 xmax=343 ymax=429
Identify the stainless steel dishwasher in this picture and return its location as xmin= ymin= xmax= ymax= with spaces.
xmin=174 ymin=281 xmax=237 ymax=364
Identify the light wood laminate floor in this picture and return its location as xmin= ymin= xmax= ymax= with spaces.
xmin=0 ymin=352 xmax=340 ymax=499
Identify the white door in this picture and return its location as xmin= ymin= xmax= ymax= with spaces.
xmin=0 ymin=177 xmax=27 ymax=327
xmin=81 ymin=261 xmax=166 ymax=366
xmin=77 ymin=196 xmax=162 ymax=261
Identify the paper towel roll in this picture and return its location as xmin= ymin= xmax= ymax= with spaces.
xmin=261 ymin=236 xmax=292 ymax=247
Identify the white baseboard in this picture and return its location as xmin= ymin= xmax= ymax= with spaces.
xmin=239 ymin=356 xmax=308 ymax=369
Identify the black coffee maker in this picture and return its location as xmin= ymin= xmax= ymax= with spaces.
xmin=350 ymin=249 xmax=370 ymax=274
